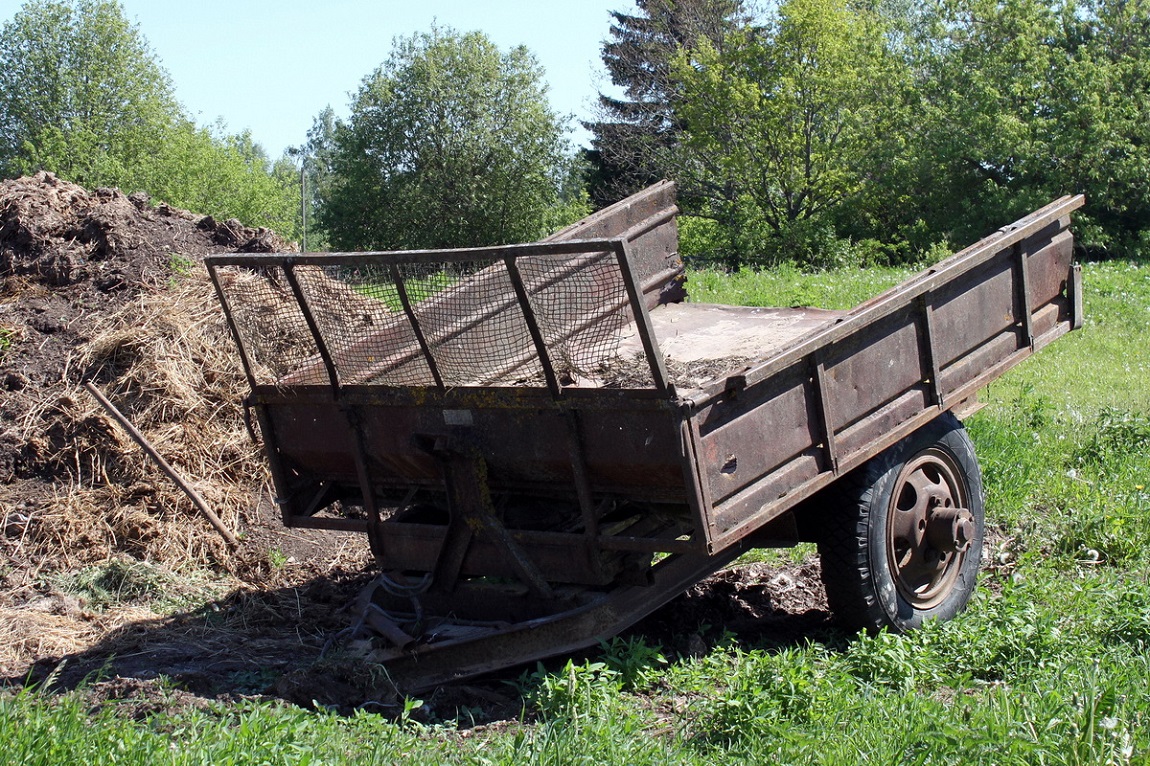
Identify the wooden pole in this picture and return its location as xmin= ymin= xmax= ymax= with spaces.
xmin=84 ymin=381 xmax=240 ymax=549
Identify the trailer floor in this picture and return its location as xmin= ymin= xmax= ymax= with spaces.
xmin=604 ymin=303 xmax=844 ymax=392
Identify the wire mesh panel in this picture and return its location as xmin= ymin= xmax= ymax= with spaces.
xmin=209 ymin=241 xmax=659 ymax=391
xmin=210 ymin=266 xmax=324 ymax=386
xmin=516 ymin=250 xmax=652 ymax=387
xmin=397 ymin=259 xmax=545 ymax=386
xmin=295 ymin=264 xmax=435 ymax=386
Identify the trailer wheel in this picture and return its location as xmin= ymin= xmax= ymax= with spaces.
xmin=818 ymin=412 xmax=984 ymax=632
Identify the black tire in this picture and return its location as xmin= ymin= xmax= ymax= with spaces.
xmin=817 ymin=412 xmax=984 ymax=632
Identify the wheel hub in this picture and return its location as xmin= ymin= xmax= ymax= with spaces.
xmin=886 ymin=447 xmax=974 ymax=610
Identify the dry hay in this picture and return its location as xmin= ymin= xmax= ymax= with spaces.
xmin=0 ymin=600 xmax=158 ymax=679
xmin=209 ymin=264 xmax=390 ymax=386
xmin=0 ymin=271 xmax=265 ymax=580
xmin=0 ymin=173 xmax=357 ymax=586
xmin=0 ymin=173 xmax=384 ymax=690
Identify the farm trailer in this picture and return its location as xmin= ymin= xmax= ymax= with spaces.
xmin=205 ymin=182 xmax=1084 ymax=691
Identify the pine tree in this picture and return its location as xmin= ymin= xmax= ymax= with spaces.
xmin=585 ymin=0 xmax=750 ymax=206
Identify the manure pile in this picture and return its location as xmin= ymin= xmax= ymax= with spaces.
xmin=0 ymin=173 xmax=368 ymax=677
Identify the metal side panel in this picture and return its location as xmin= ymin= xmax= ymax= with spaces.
xmin=690 ymin=195 xmax=1084 ymax=553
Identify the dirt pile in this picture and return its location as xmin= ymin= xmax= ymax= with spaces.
xmin=0 ymin=172 xmax=375 ymax=674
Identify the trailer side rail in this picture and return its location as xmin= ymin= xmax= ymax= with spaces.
xmin=689 ymin=195 xmax=1085 ymax=551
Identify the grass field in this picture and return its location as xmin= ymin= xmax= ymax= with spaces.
xmin=3 ymin=259 xmax=1148 ymax=765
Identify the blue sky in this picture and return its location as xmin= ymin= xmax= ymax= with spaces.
xmin=0 ymin=0 xmax=636 ymax=158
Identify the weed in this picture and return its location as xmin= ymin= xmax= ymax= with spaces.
xmin=601 ymin=635 xmax=667 ymax=691
xmin=521 ymin=659 xmax=621 ymax=721
xmin=1077 ymin=409 xmax=1150 ymax=468
xmin=267 ymin=547 xmax=288 ymax=568
xmin=54 ymin=556 xmax=223 ymax=613
xmin=167 ymin=253 xmax=197 ymax=279
xmin=845 ymin=629 xmax=924 ymax=691
xmin=0 ymin=325 xmax=19 ymax=358
xmin=59 ymin=557 xmax=174 ymax=610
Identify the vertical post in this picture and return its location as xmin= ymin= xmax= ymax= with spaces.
xmin=300 ymin=162 xmax=307 ymax=254
xmin=504 ymin=256 xmax=562 ymax=398
xmin=1014 ymin=242 xmax=1035 ymax=350
xmin=1070 ymin=264 xmax=1084 ymax=330
xmin=282 ymin=262 xmax=341 ymax=393
xmin=811 ymin=351 xmax=838 ymax=474
xmin=389 ymin=264 xmax=445 ymax=389
xmin=918 ymin=292 xmax=944 ymax=409
xmin=614 ymin=240 xmax=669 ymax=393
xmin=206 ymin=263 xmax=260 ymax=391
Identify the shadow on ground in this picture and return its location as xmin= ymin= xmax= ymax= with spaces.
xmin=4 ymin=559 xmax=835 ymax=725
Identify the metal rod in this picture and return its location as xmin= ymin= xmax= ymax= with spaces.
xmin=84 ymin=381 xmax=239 ymax=549
xmin=389 ymin=263 xmax=445 ymax=389
xmin=561 ymin=408 xmax=606 ymax=580
xmin=205 ymin=237 xmax=629 ymax=269
xmin=613 ymin=240 xmax=669 ymax=392
xmin=282 ymin=263 xmax=341 ymax=393
xmin=300 ymin=162 xmax=308 ymax=254
xmin=504 ymin=256 xmax=561 ymax=397
xmin=206 ymin=264 xmax=260 ymax=391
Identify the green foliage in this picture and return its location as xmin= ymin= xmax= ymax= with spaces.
xmin=0 ymin=1 xmax=301 ymax=240
xmin=0 ymin=0 xmax=178 ymax=183
xmin=522 ymin=659 xmax=622 ymax=720
xmin=141 ymin=122 xmax=302 ymax=240
xmin=0 ymin=325 xmax=19 ymax=358
xmin=606 ymin=0 xmax=1150 ymax=265
xmin=55 ymin=557 xmax=222 ymax=613
xmin=600 ymin=636 xmax=668 ymax=691
xmin=166 ymin=253 xmax=196 ymax=279
xmin=1076 ymin=410 xmax=1150 ymax=469
xmin=266 ymin=548 xmax=288 ymax=569
xmin=881 ymin=0 xmax=1150 ymax=258
xmin=586 ymin=0 xmax=751 ymax=206
xmin=686 ymin=261 xmax=916 ymax=308
xmin=61 ymin=558 xmax=170 ymax=609
xmin=315 ymin=26 xmax=586 ymax=252
xmin=669 ymin=0 xmax=909 ymax=267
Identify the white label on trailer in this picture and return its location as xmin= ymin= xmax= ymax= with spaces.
xmin=443 ymin=409 xmax=474 ymax=426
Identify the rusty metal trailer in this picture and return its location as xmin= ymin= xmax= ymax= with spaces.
xmin=205 ymin=183 xmax=1084 ymax=690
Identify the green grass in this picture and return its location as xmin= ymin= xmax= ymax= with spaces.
xmin=687 ymin=261 xmax=917 ymax=309
xmin=4 ymin=259 xmax=1148 ymax=765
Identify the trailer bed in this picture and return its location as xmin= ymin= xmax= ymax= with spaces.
xmin=206 ymin=183 xmax=1084 ymax=689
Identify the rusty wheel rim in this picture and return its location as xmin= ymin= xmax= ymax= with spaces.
xmin=885 ymin=447 xmax=974 ymax=610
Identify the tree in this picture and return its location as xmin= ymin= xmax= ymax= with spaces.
xmin=586 ymin=0 xmax=751 ymax=206
xmin=0 ymin=0 xmax=301 ymax=240
xmin=0 ymin=0 xmax=179 ymax=184
xmin=316 ymin=27 xmax=586 ymax=252
xmin=141 ymin=121 xmax=303 ymax=241
xmin=670 ymin=0 xmax=907 ymax=265
xmin=904 ymin=0 xmax=1150 ymax=257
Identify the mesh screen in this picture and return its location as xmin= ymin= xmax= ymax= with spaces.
xmin=214 ymin=247 xmax=655 ymax=389
xmin=516 ymin=250 xmax=647 ymax=386
xmin=213 ymin=266 xmax=324 ymax=386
